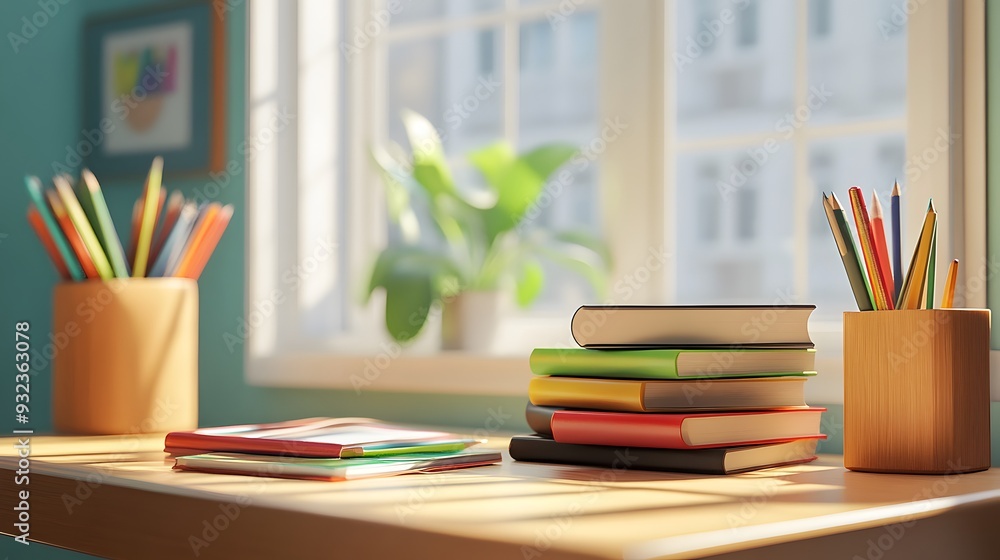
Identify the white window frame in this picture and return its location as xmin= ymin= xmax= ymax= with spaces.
xmin=246 ymin=0 xmax=990 ymax=402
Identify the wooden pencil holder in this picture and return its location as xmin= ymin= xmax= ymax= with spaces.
xmin=52 ymin=278 xmax=199 ymax=435
xmin=843 ymin=309 xmax=991 ymax=474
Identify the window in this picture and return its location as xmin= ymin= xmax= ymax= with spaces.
xmin=248 ymin=0 xmax=983 ymax=400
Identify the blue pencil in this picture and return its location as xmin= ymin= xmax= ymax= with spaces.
xmin=148 ymin=203 xmax=198 ymax=277
xmin=891 ymin=180 xmax=902 ymax=302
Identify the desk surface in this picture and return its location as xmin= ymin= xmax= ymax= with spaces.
xmin=2 ymin=435 xmax=1000 ymax=560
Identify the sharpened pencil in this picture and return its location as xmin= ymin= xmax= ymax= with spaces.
xmin=26 ymin=206 xmax=71 ymax=280
xmin=870 ymin=191 xmax=894 ymax=305
xmin=132 ymin=156 xmax=164 ymax=277
xmin=941 ymin=259 xmax=959 ymax=308
xmin=825 ymin=193 xmax=875 ymax=311
xmin=181 ymin=204 xmax=233 ymax=279
xmin=925 ymin=221 xmax=937 ymax=309
xmin=898 ymin=199 xmax=937 ymax=309
xmin=848 ymin=186 xmax=893 ymax=310
xmin=170 ymin=203 xmax=221 ymax=277
xmin=891 ymin=181 xmax=902 ymax=301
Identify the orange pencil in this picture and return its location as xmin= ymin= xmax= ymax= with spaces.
xmin=869 ymin=191 xmax=894 ymax=302
xmin=941 ymin=259 xmax=959 ymax=308
xmin=180 ymin=205 xmax=233 ymax=279
xmin=848 ymin=186 xmax=893 ymax=310
xmin=171 ymin=203 xmax=221 ymax=277
xmin=45 ymin=190 xmax=100 ymax=278
xmin=27 ymin=206 xmax=71 ymax=280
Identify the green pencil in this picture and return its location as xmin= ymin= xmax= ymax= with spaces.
xmin=925 ymin=221 xmax=937 ymax=309
xmin=825 ymin=193 xmax=875 ymax=311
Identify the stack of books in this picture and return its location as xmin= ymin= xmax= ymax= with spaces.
xmin=509 ymin=305 xmax=827 ymax=475
xmin=167 ymin=418 xmax=501 ymax=481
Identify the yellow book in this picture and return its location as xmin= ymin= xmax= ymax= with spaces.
xmin=528 ymin=376 xmax=807 ymax=412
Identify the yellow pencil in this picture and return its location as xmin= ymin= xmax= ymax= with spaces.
xmin=897 ymin=200 xmax=937 ymax=309
xmin=132 ymin=157 xmax=164 ymax=277
xmin=941 ymin=259 xmax=959 ymax=308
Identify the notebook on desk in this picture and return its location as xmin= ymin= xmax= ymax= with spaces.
xmin=165 ymin=417 xmax=483 ymax=458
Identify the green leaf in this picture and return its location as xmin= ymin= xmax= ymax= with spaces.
xmin=400 ymin=109 xmax=455 ymax=197
xmin=383 ymin=272 xmax=434 ymax=343
xmin=364 ymin=246 xmax=463 ymax=342
xmin=467 ymin=142 xmax=515 ymax=189
xmin=363 ymin=246 xmax=461 ymax=303
xmin=515 ymin=259 xmax=545 ymax=307
xmin=481 ymin=143 xmax=578 ymax=243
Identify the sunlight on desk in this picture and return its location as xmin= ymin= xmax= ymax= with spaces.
xmin=3 ymin=436 xmax=1000 ymax=559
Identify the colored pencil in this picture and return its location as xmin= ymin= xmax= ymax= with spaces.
xmin=24 ymin=176 xmax=85 ymax=281
xmin=45 ymin=189 xmax=100 ymax=279
xmin=27 ymin=206 xmax=71 ymax=280
xmin=941 ymin=259 xmax=959 ymax=308
xmin=170 ymin=203 xmax=221 ymax=277
xmin=826 ymin=193 xmax=875 ymax=311
xmin=891 ymin=181 xmax=902 ymax=302
xmin=925 ymin=222 xmax=937 ymax=309
xmin=132 ymin=156 xmax=164 ymax=277
xmin=150 ymin=190 xmax=185 ymax=266
xmin=53 ymin=175 xmax=114 ymax=279
xmin=869 ymin=191 xmax=894 ymax=304
xmin=80 ymin=169 xmax=130 ymax=278
xmin=897 ymin=200 xmax=937 ymax=309
xmin=179 ymin=204 xmax=233 ymax=279
xmin=848 ymin=186 xmax=893 ymax=310
xmin=127 ymin=198 xmax=141 ymax=264
xmin=149 ymin=203 xmax=199 ymax=277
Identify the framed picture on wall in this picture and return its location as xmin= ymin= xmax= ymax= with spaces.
xmin=83 ymin=1 xmax=225 ymax=177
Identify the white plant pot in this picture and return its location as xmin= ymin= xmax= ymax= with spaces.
xmin=441 ymin=291 xmax=501 ymax=352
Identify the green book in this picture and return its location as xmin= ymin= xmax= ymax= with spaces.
xmin=529 ymin=348 xmax=817 ymax=379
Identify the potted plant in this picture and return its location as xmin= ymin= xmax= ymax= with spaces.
xmin=365 ymin=110 xmax=611 ymax=350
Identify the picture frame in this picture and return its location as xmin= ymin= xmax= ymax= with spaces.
xmin=83 ymin=1 xmax=225 ymax=177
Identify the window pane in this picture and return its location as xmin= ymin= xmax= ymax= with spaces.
xmin=518 ymin=10 xmax=601 ymax=312
xmin=675 ymin=0 xmax=796 ymax=138
xmin=807 ymin=133 xmax=905 ymax=320
xmin=675 ymin=148 xmax=795 ymax=303
xmin=807 ymin=0 xmax=906 ymax=124
xmin=386 ymin=29 xmax=503 ymax=156
xmin=389 ymin=0 xmax=503 ymax=26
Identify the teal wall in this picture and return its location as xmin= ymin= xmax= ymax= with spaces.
xmin=0 ymin=0 xmax=531 ymax=441
xmin=0 ymin=0 xmax=996 ymax=555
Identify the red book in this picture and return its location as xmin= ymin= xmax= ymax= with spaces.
xmin=165 ymin=417 xmax=482 ymax=458
xmin=548 ymin=408 xmax=826 ymax=449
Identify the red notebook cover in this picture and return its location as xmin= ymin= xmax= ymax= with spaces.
xmin=164 ymin=417 xmax=476 ymax=458
xmin=549 ymin=408 xmax=827 ymax=449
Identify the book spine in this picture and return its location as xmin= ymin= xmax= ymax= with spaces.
xmin=528 ymin=377 xmax=647 ymax=412
xmin=525 ymin=404 xmax=556 ymax=436
xmin=550 ymin=411 xmax=689 ymax=448
xmin=508 ymin=437 xmax=729 ymax=475
xmin=529 ymin=349 xmax=679 ymax=379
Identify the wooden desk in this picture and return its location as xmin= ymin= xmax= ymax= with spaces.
xmin=2 ymin=435 xmax=1000 ymax=559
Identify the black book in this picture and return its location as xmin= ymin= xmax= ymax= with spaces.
xmin=508 ymin=435 xmax=818 ymax=475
